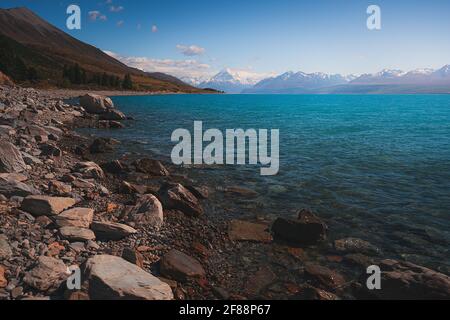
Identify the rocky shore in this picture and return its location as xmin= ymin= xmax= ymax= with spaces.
xmin=0 ymin=85 xmax=449 ymax=300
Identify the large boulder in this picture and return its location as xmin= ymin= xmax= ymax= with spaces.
xmin=0 ymin=141 xmax=27 ymax=173
xmin=160 ymin=249 xmax=206 ymax=282
xmin=79 ymin=94 xmax=113 ymax=114
xmin=272 ymin=209 xmax=327 ymax=246
xmin=99 ymin=109 xmax=126 ymax=121
xmin=363 ymin=259 xmax=450 ymax=300
xmin=23 ymin=256 xmax=68 ymax=293
xmin=128 ymin=194 xmax=164 ymax=228
xmin=158 ymin=183 xmax=203 ymax=217
xmin=82 ymin=255 xmax=173 ymax=300
xmin=91 ymin=221 xmax=137 ymax=241
xmin=20 ymin=195 xmax=76 ymax=216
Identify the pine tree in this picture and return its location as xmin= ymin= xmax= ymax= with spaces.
xmin=122 ymin=74 xmax=133 ymax=90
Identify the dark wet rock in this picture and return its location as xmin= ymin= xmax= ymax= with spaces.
xmin=343 ymin=254 xmax=375 ymax=269
xmin=20 ymin=195 xmax=76 ymax=217
xmin=23 ymin=256 xmax=68 ymax=293
xmin=0 ymin=235 xmax=13 ymax=260
xmin=0 ymin=141 xmax=27 ymax=173
xmin=39 ymin=143 xmax=62 ymax=157
xmin=91 ymin=221 xmax=137 ymax=241
xmin=82 ymin=255 xmax=173 ymax=300
xmin=272 ymin=209 xmax=327 ymax=246
xmin=334 ymin=238 xmax=380 ymax=256
xmin=304 ymin=264 xmax=346 ymax=290
xmin=362 ymin=259 xmax=450 ymax=300
xmin=158 ymin=183 xmax=203 ymax=217
xmin=228 ymin=220 xmax=272 ymax=243
xmin=0 ymin=177 xmax=40 ymax=197
xmin=59 ymin=227 xmax=96 ymax=242
xmin=89 ymin=137 xmax=119 ymax=154
xmin=74 ymin=161 xmax=105 ymax=180
xmin=160 ymin=249 xmax=206 ymax=282
xmin=54 ymin=208 xmax=94 ymax=228
xmin=102 ymin=160 xmax=128 ymax=174
xmin=298 ymin=285 xmax=338 ymax=300
xmin=186 ymin=185 xmax=209 ymax=199
xmin=127 ymin=194 xmax=163 ymax=228
xmin=122 ymin=248 xmax=145 ymax=269
xmin=99 ymin=109 xmax=126 ymax=121
xmin=79 ymin=94 xmax=113 ymax=114
xmin=134 ymin=158 xmax=169 ymax=176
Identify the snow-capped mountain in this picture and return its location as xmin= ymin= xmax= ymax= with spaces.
xmin=244 ymin=71 xmax=353 ymax=94
xmin=198 ymin=69 xmax=265 ymax=93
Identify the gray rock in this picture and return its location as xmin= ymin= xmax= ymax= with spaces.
xmin=99 ymin=109 xmax=126 ymax=121
xmin=23 ymin=256 xmax=68 ymax=292
xmin=20 ymin=195 xmax=76 ymax=216
xmin=0 ymin=235 xmax=13 ymax=260
xmin=83 ymin=255 xmax=173 ymax=300
xmin=128 ymin=194 xmax=163 ymax=228
xmin=91 ymin=221 xmax=137 ymax=241
xmin=334 ymin=238 xmax=380 ymax=256
xmin=0 ymin=177 xmax=40 ymax=197
xmin=134 ymin=158 xmax=169 ymax=176
xmin=59 ymin=227 xmax=96 ymax=242
xmin=74 ymin=162 xmax=105 ymax=180
xmin=0 ymin=141 xmax=27 ymax=173
xmin=79 ymin=94 xmax=113 ymax=114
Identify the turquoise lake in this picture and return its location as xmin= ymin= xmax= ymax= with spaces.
xmin=91 ymin=94 xmax=450 ymax=273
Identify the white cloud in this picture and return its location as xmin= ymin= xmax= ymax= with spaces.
xmin=104 ymin=51 xmax=213 ymax=79
xmin=152 ymin=25 xmax=158 ymax=33
xmin=110 ymin=6 xmax=124 ymax=12
xmin=176 ymin=44 xmax=205 ymax=56
xmin=89 ymin=11 xmax=107 ymax=21
xmin=117 ymin=20 xmax=124 ymax=27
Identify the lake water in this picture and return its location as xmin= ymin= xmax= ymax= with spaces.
xmin=91 ymin=94 xmax=450 ymax=273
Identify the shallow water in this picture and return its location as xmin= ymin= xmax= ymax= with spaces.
xmin=87 ymin=94 xmax=450 ymax=273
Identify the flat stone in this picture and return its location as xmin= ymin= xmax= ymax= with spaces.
xmin=20 ymin=195 xmax=76 ymax=216
xmin=54 ymin=208 xmax=94 ymax=228
xmin=83 ymin=255 xmax=173 ymax=300
xmin=160 ymin=249 xmax=206 ymax=282
xmin=229 ymin=220 xmax=272 ymax=243
xmin=23 ymin=256 xmax=68 ymax=292
xmin=91 ymin=221 xmax=137 ymax=241
xmin=0 ymin=178 xmax=40 ymax=198
xmin=59 ymin=227 xmax=96 ymax=242
xmin=0 ymin=141 xmax=27 ymax=173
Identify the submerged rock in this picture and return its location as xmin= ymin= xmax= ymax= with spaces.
xmin=304 ymin=264 xmax=346 ymax=290
xmin=272 ymin=209 xmax=327 ymax=246
xmin=134 ymin=158 xmax=169 ymax=176
xmin=334 ymin=238 xmax=380 ymax=256
xmin=228 ymin=220 xmax=272 ymax=243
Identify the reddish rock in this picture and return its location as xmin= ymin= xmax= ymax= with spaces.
xmin=0 ymin=265 xmax=7 ymax=288
xmin=300 ymin=285 xmax=338 ymax=300
xmin=0 ymin=141 xmax=27 ymax=173
xmin=224 ymin=186 xmax=259 ymax=198
xmin=245 ymin=267 xmax=276 ymax=297
xmin=55 ymin=208 xmax=94 ymax=228
xmin=159 ymin=183 xmax=203 ymax=217
xmin=160 ymin=249 xmax=206 ymax=282
xmin=20 ymin=195 xmax=76 ymax=216
xmin=23 ymin=256 xmax=68 ymax=293
xmin=228 ymin=220 xmax=272 ymax=243
xmin=122 ymin=248 xmax=145 ymax=269
xmin=91 ymin=221 xmax=137 ymax=241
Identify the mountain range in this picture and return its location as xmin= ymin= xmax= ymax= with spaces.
xmin=193 ymin=67 xmax=450 ymax=94
xmin=0 ymin=7 xmax=205 ymax=92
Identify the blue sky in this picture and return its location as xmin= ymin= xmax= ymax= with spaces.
xmin=1 ymin=0 xmax=450 ymax=80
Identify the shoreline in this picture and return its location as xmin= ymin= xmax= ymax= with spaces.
xmin=1 ymin=85 xmax=449 ymax=300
